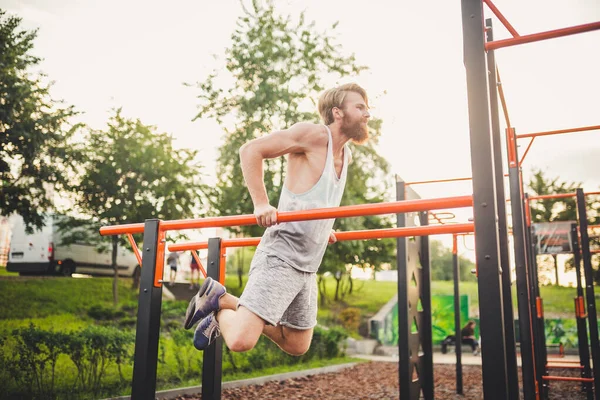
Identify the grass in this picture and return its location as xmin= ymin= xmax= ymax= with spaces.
xmin=0 ymin=276 xmax=138 ymax=319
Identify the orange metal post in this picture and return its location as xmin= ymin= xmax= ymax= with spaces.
xmin=536 ymin=297 xmax=543 ymax=318
xmin=154 ymin=228 xmax=166 ymax=288
xmin=506 ymin=128 xmax=517 ymax=167
xmin=452 ymin=234 xmax=458 ymax=255
xmin=486 ymin=21 xmax=600 ymax=51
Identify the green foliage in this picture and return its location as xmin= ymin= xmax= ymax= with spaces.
xmin=429 ymin=240 xmax=476 ymax=281
xmin=0 ymin=278 xmax=138 ymax=320
xmin=7 ymin=324 xmax=70 ymax=399
xmin=67 ymin=326 xmax=134 ymax=396
xmin=338 ymin=307 xmax=361 ymax=333
xmin=191 ymin=0 xmax=370 ymax=236
xmin=87 ymin=305 xmax=126 ymax=321
xmin=0 ymin=11 xmax=79 ymax=232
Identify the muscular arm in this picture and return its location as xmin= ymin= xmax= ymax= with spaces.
xmin=239 ymin=123 xmax=325 ymax=226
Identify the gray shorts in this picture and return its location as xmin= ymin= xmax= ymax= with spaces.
xmin=239 ymin=250 xmax=317 ymax=330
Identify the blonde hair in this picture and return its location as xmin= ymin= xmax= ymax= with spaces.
xmin=318 ymin=83 xmax=368 ymax=125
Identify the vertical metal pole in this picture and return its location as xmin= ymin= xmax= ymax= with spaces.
xmin=396 ymin=178 xmax=411 ymax=400
xmin=131 ymin=219 xmax=164 ymax=400
xmin=461 ymin=1 xmax=509 ymax=397
xmin=485 ymin=19 xmax=519 ymax=399
xmin=453 ymin=234 xmax=463 ymax=395
xmin=419 ymin=210 xmax=434 ymax=400
xmin=570 ymin=223 xmax=593 ymax=399
xmin=202 ymin=238 xmax=223 ymax=400
xmin=527 ymin=220 xmax=547 ymax=398
xmin=507 ymin=129 xmax=538 ymax=400
xmin=576 ymin=189 xmax=600 ymax=400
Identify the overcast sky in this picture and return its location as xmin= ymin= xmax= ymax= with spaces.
xmin=4 ymin=0 xmax=599 ymax=255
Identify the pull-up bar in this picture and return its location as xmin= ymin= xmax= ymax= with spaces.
xmin=517 ymin=124 xmax=600 ymax=140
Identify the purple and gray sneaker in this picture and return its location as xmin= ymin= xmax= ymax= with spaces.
xmin=184 ymin=277 xmax=226 ymax=330
xmin=193 ymin=313 xmax=221 ymax=351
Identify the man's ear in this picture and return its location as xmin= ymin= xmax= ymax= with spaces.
xmin=333 ymin=107 xmax=343 ymax=120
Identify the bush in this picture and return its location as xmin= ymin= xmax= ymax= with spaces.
xmin=339 ymin=308 xmax=361 ymax=333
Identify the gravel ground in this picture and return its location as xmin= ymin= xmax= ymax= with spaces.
xmin=168 ymin=361 xmax=590 ymax=400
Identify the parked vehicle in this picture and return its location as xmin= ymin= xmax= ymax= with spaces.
xmin=6 ymin=214 xmax=140 ymax=277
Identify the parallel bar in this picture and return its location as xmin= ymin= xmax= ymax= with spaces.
xmin=100 ymin=195 xmax=473 ymax=236
xmin=461 ymin=1 xmax=510 ymax=397
xmin=486 ymin=21 xmax=600 ymax=50
xmin=168 ymin=224 xmax=475 ymax=252
xmin=517 ymin=124 xmax=600 ymax=139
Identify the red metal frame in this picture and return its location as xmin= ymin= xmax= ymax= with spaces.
xmin=486 ymin=21 xmax=600 ymax=51
xmin=542 ymin=375 xmax=594 ymax=383
xmin=168 ymin=223 xmax=475 ymax=253
xmin=517 ymin=125 xmax=600 ymax=140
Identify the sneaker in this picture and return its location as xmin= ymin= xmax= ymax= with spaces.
xmin=193 ymin=313 xmax=221 ymax=351
xmin=184 ymin=277 xmax=226 ymax=330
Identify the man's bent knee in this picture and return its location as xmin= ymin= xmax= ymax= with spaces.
xmin=225 ymin=331 xmax=260 ymax=353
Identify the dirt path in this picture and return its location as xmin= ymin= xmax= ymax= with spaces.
xmin=169 ymin=362 xmax=589 ymax=399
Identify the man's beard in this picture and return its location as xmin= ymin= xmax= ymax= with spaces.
xmin=341 ymin=115 xmax=369 ymax=144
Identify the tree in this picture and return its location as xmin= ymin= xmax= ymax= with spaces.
xmin=429 ymin=240 xmax=476 ymax=282
xmin=527 ymin=169 xmax=579 ymax=285
xmin=0 ymin=10 xmax=78 ymax=231
xmin=68 ymin=109 xmax=207 ymax=304
xmin=190 ymin=0 xmax=395 ymax=299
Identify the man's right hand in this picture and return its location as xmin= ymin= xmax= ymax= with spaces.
xmin=254 ymin=204 xmax=278 ymax=228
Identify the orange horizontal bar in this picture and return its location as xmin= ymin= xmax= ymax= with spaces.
xmin=168 ymin=223 xmax=475 ymax=252
xmin=529 ymin=191 xmax=600 ymax=201
xmin=546 ymin=359 xmax=580 ymax=363
xmin=486 ymin=21 xmax=600 ymax=50
xmin=405 ymin=177 xmax=473 ymax=185
xmin=517 ymin=124 xmax=600 ymax=139
xmin=546 ymin=364 xmax=584 ymax=369
xmin=542 ymin=375 xmax=594 ymax=382
xmin=100 ymin=195 xmax=473 ymax=236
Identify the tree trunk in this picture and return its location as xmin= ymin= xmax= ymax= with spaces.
xmin=318 ymin=275 xmax=327 ymax=306
xmin=553 ymin=254 xmax=560 ymax=286
xmin=334 ymin=274 xmax=341 ymax=301
xmin=112 ymin=236 xmax=119 ymax=306
xmin=237 ymin=244 xmax=244 ymax=289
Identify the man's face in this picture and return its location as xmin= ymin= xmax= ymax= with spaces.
xmin=339 ymin=92 xmax=370 ymax=144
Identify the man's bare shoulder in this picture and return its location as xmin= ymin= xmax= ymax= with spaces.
xmin=287 ymin=122 xmax=328 ymax=146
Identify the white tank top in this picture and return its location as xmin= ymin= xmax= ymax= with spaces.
xmin=256 ymin=125 xmax=350 ymax=273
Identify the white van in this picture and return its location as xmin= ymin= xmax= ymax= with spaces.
xmin=6 ymin=214 xmax=140 ymax=277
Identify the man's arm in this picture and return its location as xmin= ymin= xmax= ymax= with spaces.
xmin=239 ymin=123 xmax=324 ymax=227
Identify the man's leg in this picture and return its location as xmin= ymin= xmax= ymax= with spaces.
xmin=216 ymin=294 xmax=313 ymax=355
